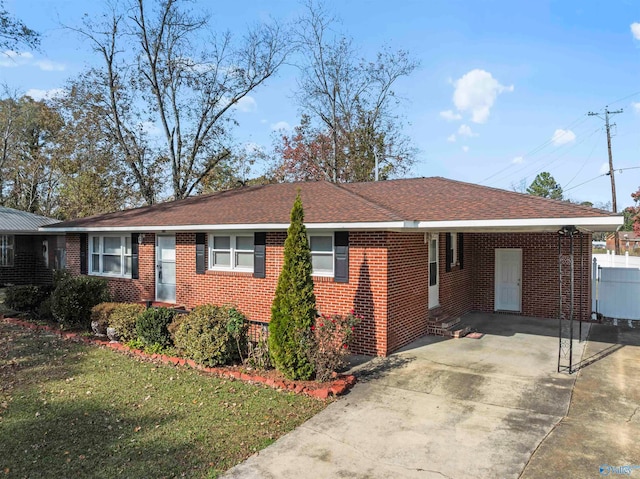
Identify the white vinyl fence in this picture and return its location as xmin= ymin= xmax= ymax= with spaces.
xmin=592 ymin=257 xmax=640 ymax=320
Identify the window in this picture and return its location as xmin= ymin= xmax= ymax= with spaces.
xmin=89 ymin=235 xmax=132 ymax=277
xmin=209 ymin=234 xmax=254 ymax=271
xmin=450 ymin=233 xmax=457 ymax=267
xmin=0 ymin=235 xmax=14 ymax=267
xmin=310 ymin=235 xmax=333 ymax=276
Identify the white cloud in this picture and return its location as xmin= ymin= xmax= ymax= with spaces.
xmin=0 ymin=51 xmax=65 ymax=71
xmin=632 ymin=102 xmax=640 ymax=114
xmin=233 ymin=96 xmax=257 ymax=113
xmin=34 ymin=60 xmax=65 ymax=72
xmin=512 ymin=156 xmax=524 ymax=164
xmin=439 ymin=110 xmax=462 ymax=121
xmin=452 ymin=69 xmax=513 ymax=124
xmin=447 ymin=134 xmax=456 ymax=143
xmin=270 ymin=121 xmax=291 ymax=131
xmin=551 ymin=128 xmax=576 ymax=146
xmin=599 ymin=162 xmax=610 ymax=175
xmin=25 ymin=88 xmax=64 ymax=101
xmin=457 ymin=124 xmax=478 ymax=138
xmin=631 ymin=22 xmax=640 ymax=40
xmin=0 ymin=50 xmax=33 ymax=67
xmin=462 ymin=146 xmax=469 ymax=153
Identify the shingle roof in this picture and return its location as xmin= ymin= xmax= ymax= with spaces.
xmin=343 ymin=177 xmax=611 ymax=220
xmin=45 ymin=177 xmax=620 ymax=231
xmin=0 ymin=207 xmax=59 ymax=232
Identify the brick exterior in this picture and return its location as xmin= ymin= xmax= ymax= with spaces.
xmin=469 ymin=232 xmax=592 ymax=321
xmin=65 ymin=230 xmax=592 ymax=356
xmin=0 ymin=234 xmax=60 ymax=285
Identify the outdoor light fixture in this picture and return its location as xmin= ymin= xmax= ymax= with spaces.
xmin=137 ymin=233 xmax=146 ymax=244
xmin=557 ymin=225 xmax=578 ymax=236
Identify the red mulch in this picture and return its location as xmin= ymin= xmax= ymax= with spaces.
xmin=1 ymin=316 xmax=356 ymax=400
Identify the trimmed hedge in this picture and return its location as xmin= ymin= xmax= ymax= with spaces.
xmin=4 ymin=285 xmax=52 ymax=313
xmin=51 ymin=276 xmax=111 ymax=329
xmin=173 ymin=305 xmax=248 ymax=367
xmin=108 ymin=303 xmax=146 ymax=342
xmin=136 ymin=307 xmax=176 ymax=349
xmin=90 ymin=303 xmax=122 ymax=334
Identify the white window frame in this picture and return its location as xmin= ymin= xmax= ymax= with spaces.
xmin=89 ymin=234 xmax=132 ymax=278
xmin=309 ymin=233 xmax=334 ymax=277
xmin=450 ymin=233 xmax=458 ymax=267
xmin=0 ymin=235 xmax=14 ymax=267
xmin=209 ymin=233 xmax=254 ymax=272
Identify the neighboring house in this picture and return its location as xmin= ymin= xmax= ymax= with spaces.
xmin=43 ymin=177 xmax=622 ymax=356
xmin=0 ymin=207 xmax=64 ymax=285
xmin=606 ymin=232 xmax=640 ymax=252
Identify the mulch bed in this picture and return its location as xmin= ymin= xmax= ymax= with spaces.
xmin=1 ymin=316 xmax=357 ymax=400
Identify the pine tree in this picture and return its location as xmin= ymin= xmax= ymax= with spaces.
xmin=269 ymin=192 xmax=316 ymax=380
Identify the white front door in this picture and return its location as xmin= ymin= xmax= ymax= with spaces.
xmin=156 ymin=235 xmax=176 ymax=303
xmin=495 ymin=248 xmax=522 ymax=312
xmin=429 ymin=234 xmax=439 ymax=309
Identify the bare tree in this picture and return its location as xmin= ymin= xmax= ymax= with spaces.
xmin=292 ymin=1 xmax=418 ymax=182
xmin=0 ymin=0 xmax=39 ymax=51
xmin=70 ymin=0 xmax=290 ymax=202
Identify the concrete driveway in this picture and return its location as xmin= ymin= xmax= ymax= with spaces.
xmin=224 ymin=313 xmax=591 ymax=479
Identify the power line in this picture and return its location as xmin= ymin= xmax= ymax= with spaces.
xmin=588 ymin=106 xmax=623 ymax=254
xmin=480 ymin=116 xmax=588 ymax=184
xmin=563 ymin=129 xmax=603 ymax=189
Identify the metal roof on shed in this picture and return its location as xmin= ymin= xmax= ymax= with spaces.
xmin=0 ymin=207 xmax=59 ymax=233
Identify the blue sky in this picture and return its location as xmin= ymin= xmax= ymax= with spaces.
xmin=2 ymin=0 xmax=640 ymax=208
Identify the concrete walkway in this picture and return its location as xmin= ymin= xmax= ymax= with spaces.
xmin=224 ymin=314 xmax=590 ymax=479
xmin=521 ymin=321 xmax=640 ymax=478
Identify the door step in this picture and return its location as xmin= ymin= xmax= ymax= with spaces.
xmin=427 ymin=309 xmax=470 ymax=338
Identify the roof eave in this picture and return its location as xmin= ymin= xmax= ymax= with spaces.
xmin=415 ymin=216 xmax=624 ymax=233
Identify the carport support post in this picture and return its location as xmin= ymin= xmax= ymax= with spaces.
xmin=557 ymin=226 xmax=577 ymax=374
xmin=569 ymin=230 xmax=574 ymax=373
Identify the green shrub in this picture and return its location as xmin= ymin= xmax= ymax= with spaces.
xmin=136 ymin=307 xmax=176 ymax=349
xmin=269 ymin=193 xmax=316 ymax=380
xmin=50 ymin=276 xmax=111 ymax=329
xmin=90 ymin=302 xmax=122 ymax=334
xmin=108 ymin=303 xmax=146 ymax=342
xmin=4 ymin=285 xmax=52 ymax=313
xmin=37 ymin=296 xmax=53 ymax=321
xmin=173 ymin=305 xmax=248 ymax=367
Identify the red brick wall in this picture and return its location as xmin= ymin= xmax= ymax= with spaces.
xmin=438 ymin=233 xmax=474 ymax=319
xmin=386 ymin=233 xmax=429 ymax=353
xmin=175 ymin=231 xmax=388 ymax=356
xmin=470 ymin=232 xmax=591 ymax=321
xmin=66 ymin=233 xmax=155 ymax=302
xmin=64 ymin=229 xmax=593 ymax=357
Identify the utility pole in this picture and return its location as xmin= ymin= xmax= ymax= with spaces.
xmin=588 ymin=107 xmax=623 ymax=255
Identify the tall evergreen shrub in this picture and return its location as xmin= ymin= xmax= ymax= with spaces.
xmin=268 ymin=192 xmax=317 ymax=380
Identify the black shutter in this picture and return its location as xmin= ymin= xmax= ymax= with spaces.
xmin=131 ymin=233 xmax=140 ymax=279
xmin=334 ymin=231 xmax=349 ymax=283
xmin=458 ymin=233 xmax=464 ymax=270
xmin=195 ymin=233 xmax=206 ymax=275
xmin=445 ymin=233 xmax=452 ymax=273
xmin=79 ymin=233 xmax=88 ymax=275
xmin=253 ymin=232 xmax=266 ymax=278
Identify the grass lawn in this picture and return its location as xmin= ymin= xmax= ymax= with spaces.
xmin=0 ymin=321 xmax=327 ymax=478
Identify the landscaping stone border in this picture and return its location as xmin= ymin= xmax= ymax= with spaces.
xmin=2 ymin=317 xmax=357 ymax=399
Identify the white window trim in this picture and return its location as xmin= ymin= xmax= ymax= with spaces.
xmin=0 ymin=235 xmax=14 ymax=267
xmin=309 ymin=233 xmax=334 ymax=277
xmin=208 ymin=233 xmax=255 ymax=272
xmin=89 ymin=234 xmax=132 ymax=278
